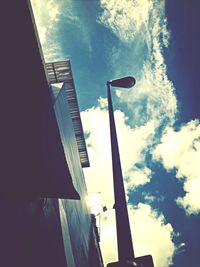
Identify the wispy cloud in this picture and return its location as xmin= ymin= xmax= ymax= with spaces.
xmin=99 ymin=0 xmax=177 ymax=128
xmin=31 ymin=0 xmax=92 ymax=61
xmin=116 ymin=62 xmax=177 ymax=129
xmin=98 ymin=0 xmax=200 ymax=218
xmin=96 ymin=0 xmax=178 ymax=191
xmin=152 ymin=120 xmax=200 ymax=215
xmin=98 ymin=0 xmax=154 ymax=43
xmin=31 ymin=0 xmax=64 ymax=61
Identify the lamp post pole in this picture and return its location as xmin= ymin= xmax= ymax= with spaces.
xmin=106 ymin=77 xmax=154 ymax=267
xmin=107 ymin=80 xmax=135 ymax=264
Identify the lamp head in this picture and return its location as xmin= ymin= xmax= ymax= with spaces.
xmin=108 ymin=76 xmax=136 ymax=88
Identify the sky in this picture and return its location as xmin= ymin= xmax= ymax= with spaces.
xmin=31 ymin=1 xmax=200 ymax=266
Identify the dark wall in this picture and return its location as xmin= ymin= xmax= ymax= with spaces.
xmin=0 ymin=2 xmax=103 ymax=267
xmin=0 ymin=198 xmax=67 ymax=267
xmin=1 ymin=0 xmax=76 ymax=199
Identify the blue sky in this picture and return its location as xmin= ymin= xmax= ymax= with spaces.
xmin=31 ymin=1 xmax=200 ymax=266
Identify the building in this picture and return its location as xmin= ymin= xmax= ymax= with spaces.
xmin=0 ymin=1 xmax=104 ymax=267
xmin=47 ymin=59 xmax=104 ymax=267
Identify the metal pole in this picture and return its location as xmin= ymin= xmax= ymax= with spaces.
xmin=107 ymin=82 xmax=135 ymax=263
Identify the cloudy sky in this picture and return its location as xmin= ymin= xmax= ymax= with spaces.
xmin=31 ymin=1 xmax=200 ymax=266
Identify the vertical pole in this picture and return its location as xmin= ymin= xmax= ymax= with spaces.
xmin=107 ymin=83 xmax=135 ymax=263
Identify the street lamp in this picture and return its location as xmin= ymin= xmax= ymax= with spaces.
xmin=107 ymin=76 xmax=154 ymax=267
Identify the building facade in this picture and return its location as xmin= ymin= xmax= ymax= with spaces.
xmin=1 ymin=1 xmax=104 ymax=267
xmin=48 ymin=60 xmax=104 ymax=267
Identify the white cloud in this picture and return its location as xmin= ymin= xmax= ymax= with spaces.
xmin=31 ymin=0 xmax=64 ymax=61
xmin=81 ymin=103 xmax=157 ymax=202
xmin=99 ymin=210 xmax=118 ymax=263
xmin=126 ymin=166 xmax=152 ymax=188
xmin=98 ymin=0 xmax=153 ymax=43
xmin=100 ymin=203 xmax=176 ymax=267
xmin=81 ymin=102 xmax=178 ymax=266
xmin=81 ymin=106 xmax=114 ymax=209
xmin=129 ymin=203 xmax=176 ymax=267
xmin=152 ymin=120 xmax=200 ymax=215
xmin=31 ymin=0 xmax=61 ymax=45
